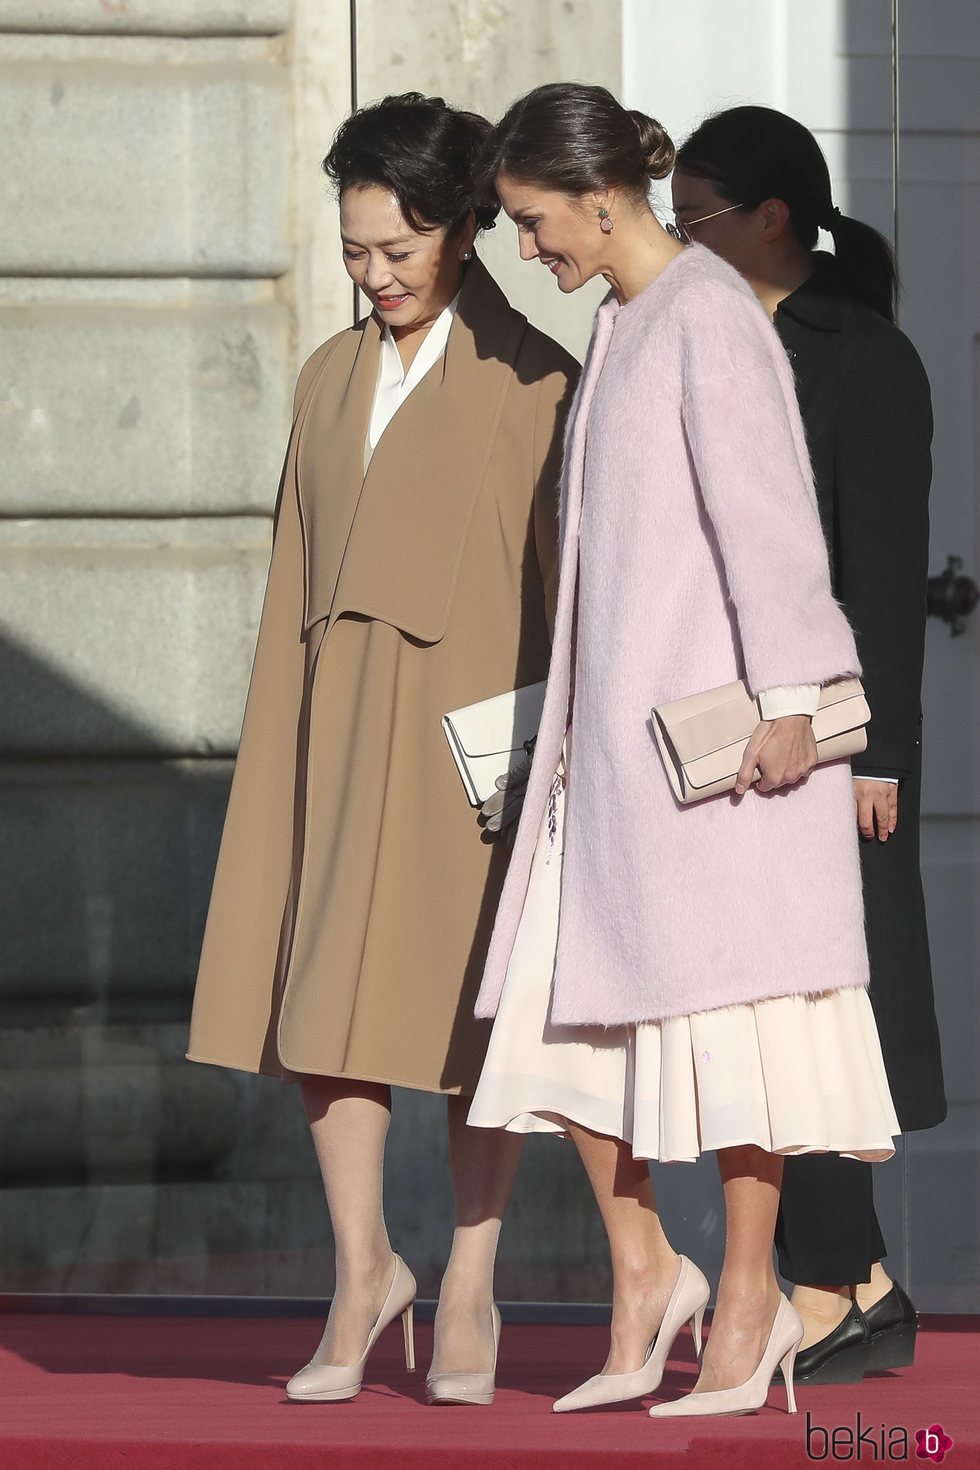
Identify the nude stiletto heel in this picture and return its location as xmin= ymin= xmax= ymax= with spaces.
xmin=426 ymin=1304 xmax=501 ymax=1406
xmin=648 ymin=1293 xmax=805 ymax=1419
xmin=780 ymin=1337 xmax=800 ymax=1414
xmin=402 ymin=1299 xmax=416 ymax=1373
xmin=286 ymin=1254 xmax=417 ymax=1403
xmin=692 ymin=1300 xmax=707 ymax=1358
xmin=553 ymin=1256 xmax=711 ymax=1413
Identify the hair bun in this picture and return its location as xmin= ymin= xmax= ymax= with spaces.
xmin=629 ymin=109 xmax=676 ymax=179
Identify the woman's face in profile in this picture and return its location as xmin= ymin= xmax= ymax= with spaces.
xmin=496 ymin=173 xmax=604 ymax=294
xmin=340 ymin=185 xmax=471 ymax=330
xmin=671 ymin=168 xmax=758 ymax=272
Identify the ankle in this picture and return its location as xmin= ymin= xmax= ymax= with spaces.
xmin=710 ymin=1275 xmax=778 ymax=1325
xmin=334 ymin=1248 xmax=394 ymax=1292
xmin=792 ymin=1283 xmax=850 ymax=1307
xmin=612 ymin=1244 xmax=680 ymax=1291
xmin=437 ymin=1274 xmax=494 ymax=1314
xmin=854 ymin=1262 xmax=892 ymax=1310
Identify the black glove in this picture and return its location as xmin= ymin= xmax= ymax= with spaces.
xmin=480 ymin=739 xmax=536 ymax=834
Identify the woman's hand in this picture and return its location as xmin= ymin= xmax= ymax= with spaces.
xmin=481 ymin=741 xmax=535 ymax=835
xmin=854 ymin=778 xmax=899 ymax=842
xmin=735 ymin=715 xmax=819 ymax=795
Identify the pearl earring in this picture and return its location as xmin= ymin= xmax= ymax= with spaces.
xmin=598 ymin=207 xmax=614 ymax=234
xmin=462 ymin=250 xmax=473 ymax=260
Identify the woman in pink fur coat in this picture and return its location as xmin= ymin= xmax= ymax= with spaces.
xmin=466 ymin=84 xmax=900 ymax=1420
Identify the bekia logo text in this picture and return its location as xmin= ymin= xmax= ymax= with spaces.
xmin=806 ymin=1412 xmax=955 ymax=1462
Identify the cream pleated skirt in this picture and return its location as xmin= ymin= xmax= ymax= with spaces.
xmin=468 ymin=777 xmax=899 ymax=1164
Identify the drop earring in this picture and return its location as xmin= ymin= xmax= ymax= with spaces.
xmin=598 ymin=207 xmax=614 ymax=234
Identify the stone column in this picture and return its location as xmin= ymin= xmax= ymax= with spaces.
xmin=0 ymin=0 xmax=299 ymax=1291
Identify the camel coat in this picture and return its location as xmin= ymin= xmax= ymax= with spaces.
xmin=187 ymin=259 xmax=578 ymax=1093
xmin=475 ymin=245 xmax=869 ymax=1028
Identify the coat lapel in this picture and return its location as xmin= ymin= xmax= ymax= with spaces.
xmin=473 ymin=294 xmax=619 ymax=1021
xmin=293 ymin=314 xmax=382 ymax=631
xmin=295 ymin=259 xmax=527 ymax=643
xmin=557 ymin=295 xmax=618 ymax=573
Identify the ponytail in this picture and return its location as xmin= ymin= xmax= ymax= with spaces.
xmin=826 ymin=210 xmax=897 ymax=323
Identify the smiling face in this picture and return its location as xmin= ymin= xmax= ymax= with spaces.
xmin=495 ymin=173 xmax=609 ymax=293
xmin=340 ymin=184 xmax=473 ymax=331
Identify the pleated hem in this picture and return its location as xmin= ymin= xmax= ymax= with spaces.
xmin=467 ymin=783 xmax=899 ymax=1165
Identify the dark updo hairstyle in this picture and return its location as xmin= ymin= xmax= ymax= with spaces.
xmin=322 ymin=91 xmax=499 ymax=237
xmin=676 ymin=105 xmax=897 ymax=322
xmin=478 ymin=82 xmax=675 ymax=206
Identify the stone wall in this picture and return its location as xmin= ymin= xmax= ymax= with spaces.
xmin=0 ymin=0 xmax=642 ymax=1302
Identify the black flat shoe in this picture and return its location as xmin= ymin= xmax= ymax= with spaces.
xmin=863 ymin=1281 xmax=918 ymax=1372
xmin=774 ymin=1301 xmax=871 ymax=1385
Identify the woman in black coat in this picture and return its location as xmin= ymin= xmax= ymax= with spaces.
xmin=672 ymin=105 xmax=946 ymax=1383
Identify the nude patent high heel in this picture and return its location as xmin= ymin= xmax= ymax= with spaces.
xmin=426 ymin=1303 xmax=501 ymax=1406
xmin=285 ymin=1254 xmax=416 ymax=1403
xmin=553 ymin=1255 xmax=710 ymax=1413
xmin=648 ymin=1292 xmax=804 ymax=1419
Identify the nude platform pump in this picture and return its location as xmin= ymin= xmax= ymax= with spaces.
xmin=426 ymin=1303 xmax=501 ymax=1406
xmin=285 ymin=1254 xmax=417 ymax=1403
xmin=552 ymin=1255 xmax=710 ymax=1413
xmin=648 ymin=1292 xmax=804 ymax=1419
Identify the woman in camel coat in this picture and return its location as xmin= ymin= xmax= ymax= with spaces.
xmin=188 ymin=257 xmax=570 ymax=1091
xmin=187 ymin=93 xmax=577 ymax=1403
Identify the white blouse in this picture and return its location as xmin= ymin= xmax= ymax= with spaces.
xmin=365 ymin=293 xmax=459 ymax=466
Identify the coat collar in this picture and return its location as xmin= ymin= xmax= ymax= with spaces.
xmin=776 ymin=252 xmax=855 ymax=335
xmin=293 ymin=256 xmax=529 ymax=640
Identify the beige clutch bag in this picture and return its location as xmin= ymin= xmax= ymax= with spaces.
xmin=651 ymin=677 xmax=869 ymax=804
xmin=442 ymin=681 xmax=547 ymax=806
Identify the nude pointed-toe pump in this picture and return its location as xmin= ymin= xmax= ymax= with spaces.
xmin=426 ymin=1303 xmax=502 ymax=1406
xmin=285 ymin=1254 xmax=416 ymax=1403
xmin=553 ymin=1256 xmax=710 ymax=1414
xmin=647 ymin=1293 xmax=804 ymax=1419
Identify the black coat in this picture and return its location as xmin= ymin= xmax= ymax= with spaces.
xmin=775 ymin=254 xmax=946 ymax=1131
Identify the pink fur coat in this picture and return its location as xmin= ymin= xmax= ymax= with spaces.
xmin=475 ymin=244 xmax=870 ymax=1026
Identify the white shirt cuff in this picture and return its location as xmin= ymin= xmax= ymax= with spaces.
xmin=855 ymin=775 xmax=900 ymax=784
xmin=757 ymin=683 xmax=821 ymax=720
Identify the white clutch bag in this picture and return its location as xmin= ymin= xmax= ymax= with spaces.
xmin=442 ymin=681 xmax=547 ymax=805
xmin=651 ymin=676 xmax=869 ymax=804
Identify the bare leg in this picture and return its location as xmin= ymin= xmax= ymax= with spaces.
xmin=854 ymin=1259 xmax=893 ymax=1311
xmin=790 ymin=1283 xmax=852 ymax=1348
xmin=566 ymin=1122 xmax=680 ymax=1374
xmin=791 ymin=1259 xmax=896 ymax=1354
xmin=429 ymin=1100 xmax=524 ymax=1374
xmin=695 ymin=1144 xmax=783 ymax=1393
xmin=300 ymin=1075 xmax=396 ymax=1366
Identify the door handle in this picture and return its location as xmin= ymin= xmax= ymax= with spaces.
xmin=927 ymin=554 xmax=979 ymax=636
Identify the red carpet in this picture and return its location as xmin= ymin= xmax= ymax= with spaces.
xmin=1 ymin=1312 xmax=977 ymax=1469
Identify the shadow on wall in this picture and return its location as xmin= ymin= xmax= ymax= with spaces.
xmin=0 ymin=633 xmax=231 ymax=1009
xmin=0 ymin=632 xmax=260 ymax=1288
xmin=0 ymin=635 xmax=622 ymax=1300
